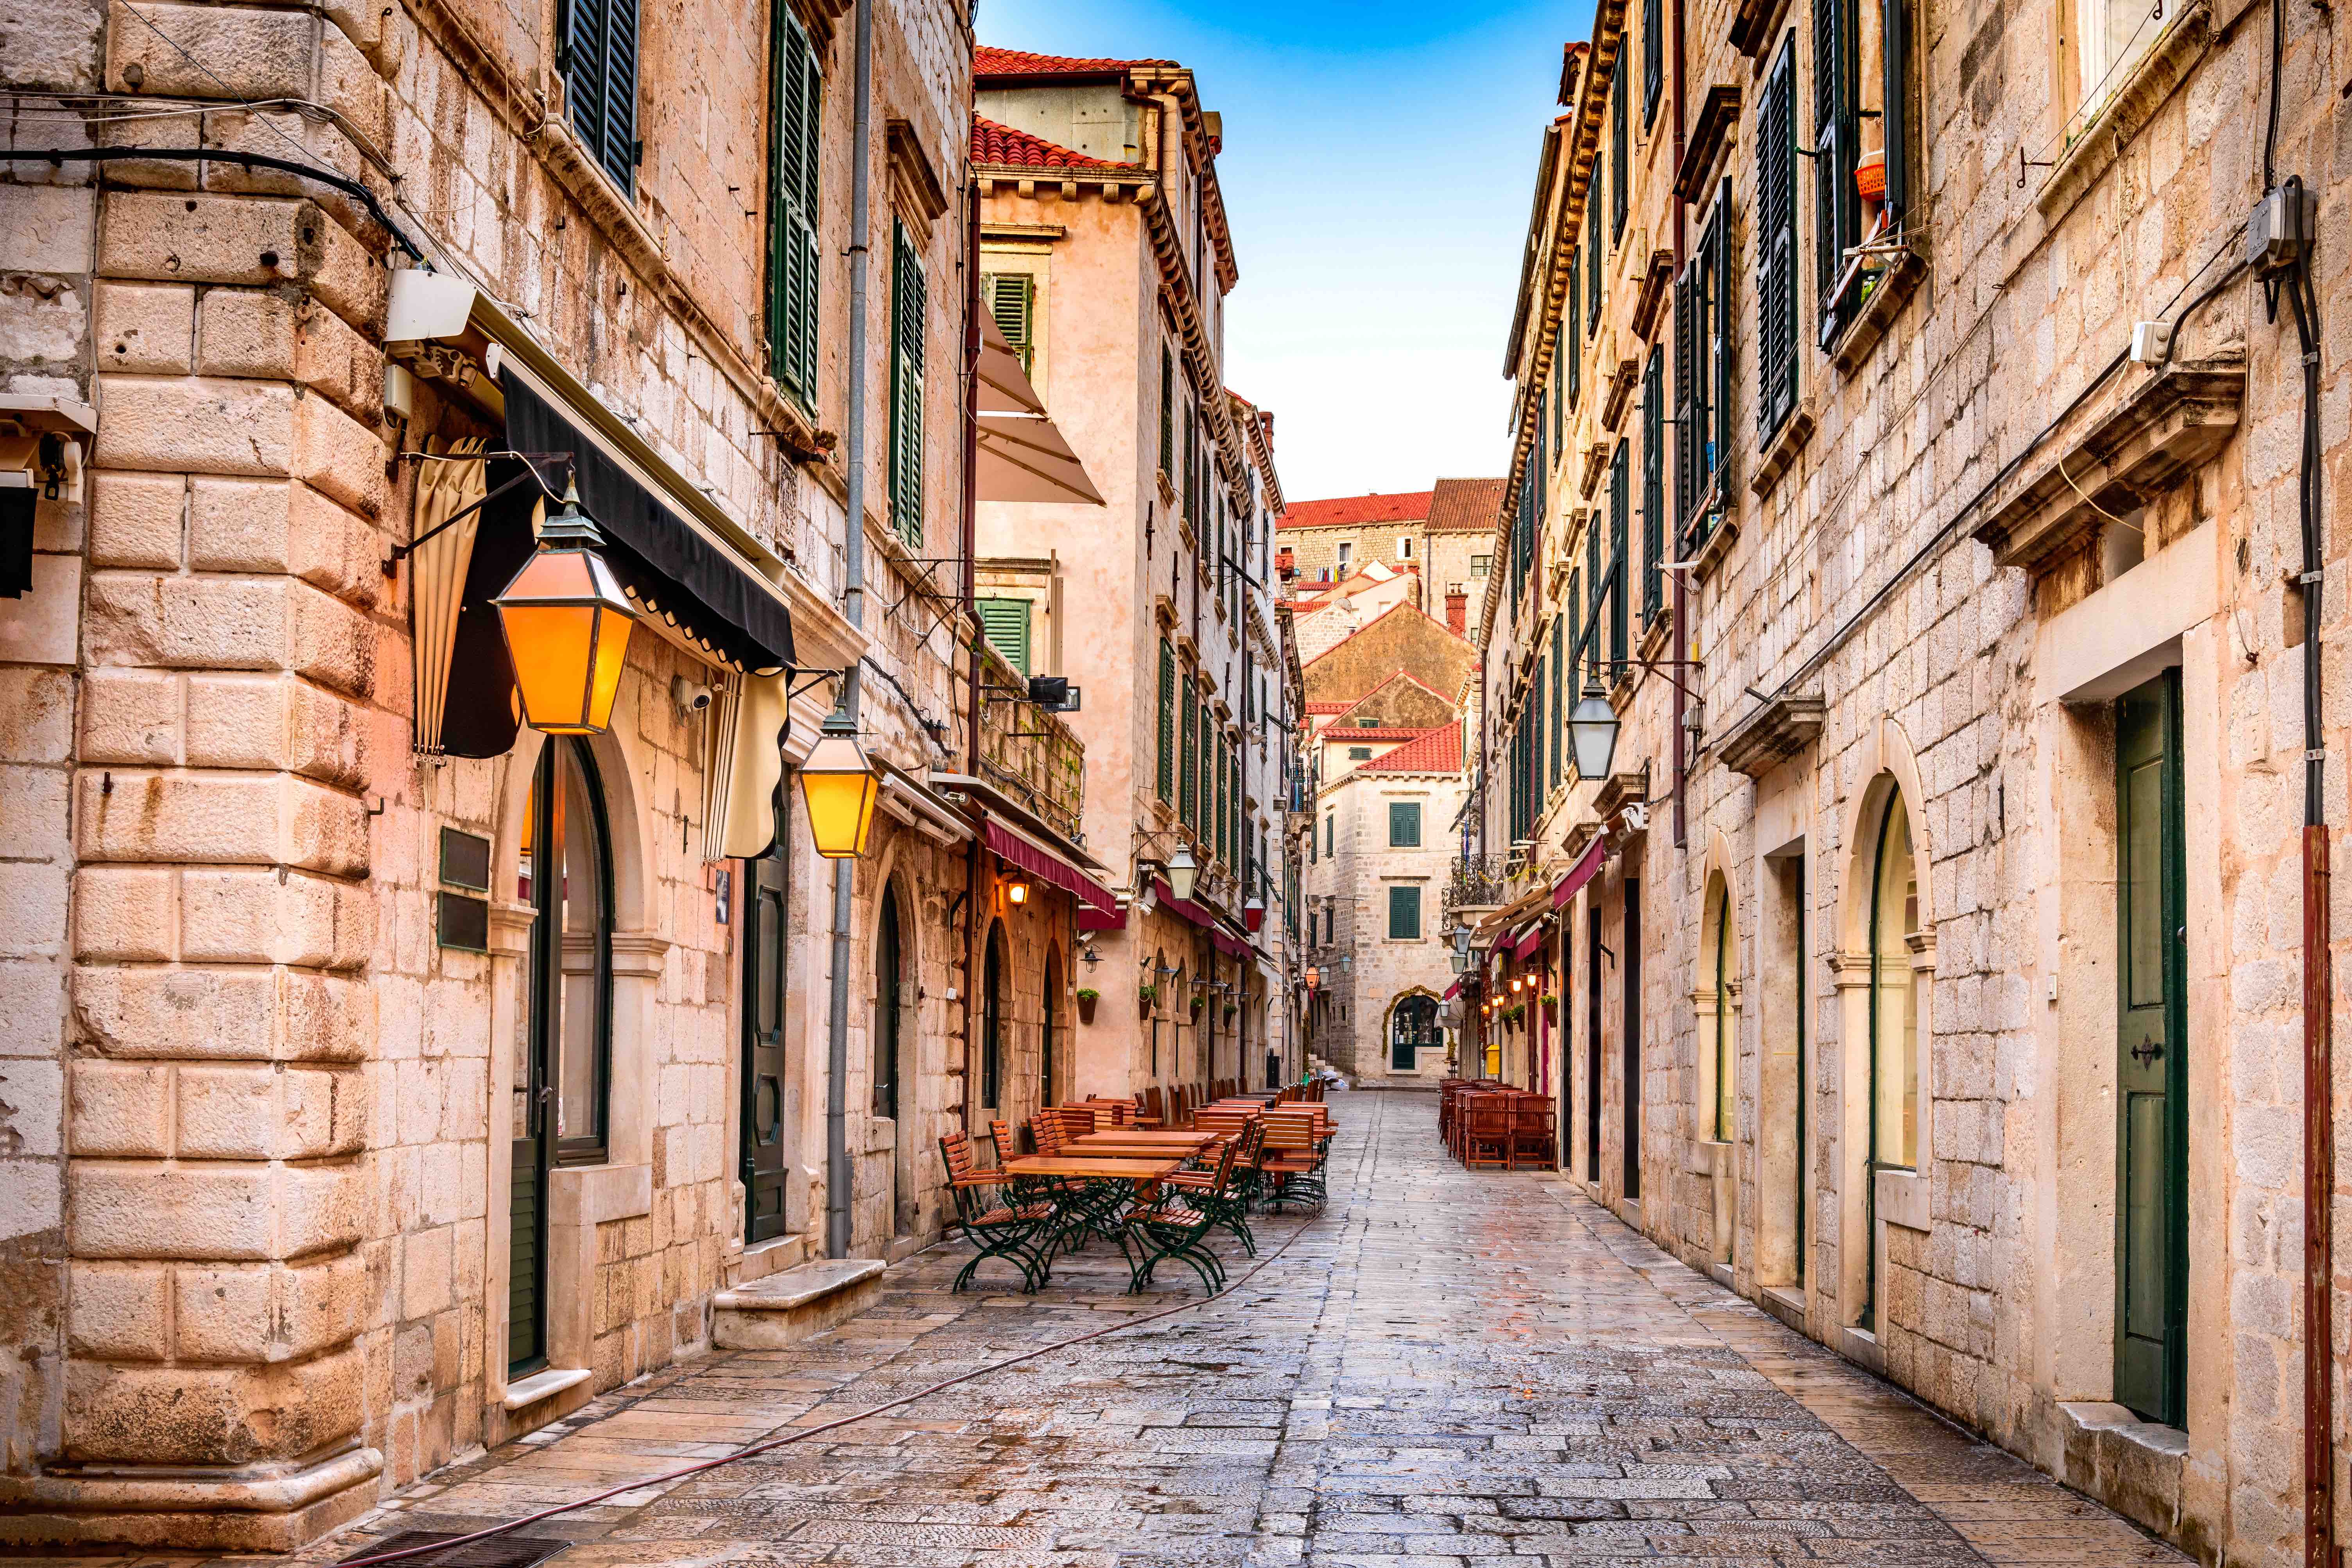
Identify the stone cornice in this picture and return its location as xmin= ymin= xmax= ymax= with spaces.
xmin=1716 ymin=694 xmax=1825 ymax=779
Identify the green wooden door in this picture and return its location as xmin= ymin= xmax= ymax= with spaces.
xmin=742 ymin=803 xmax=791 ymax=1245
xmin=2115 ymin=670 xmax=2187 ymax=1426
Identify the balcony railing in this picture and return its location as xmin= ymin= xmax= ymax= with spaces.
xmin=977 ymin=644 xmax=1084 ymax=842
xmin=1443 ymin=854 xmax=1509 ymax=920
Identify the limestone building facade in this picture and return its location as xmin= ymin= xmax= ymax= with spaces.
xmin=1472 ymin=0 xmax=2352 ymax=1558
xmin=0 ymin=0 xmax=1106 ymax=1548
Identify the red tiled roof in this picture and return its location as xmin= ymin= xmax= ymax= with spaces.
xmin=1321 ymin=726 xmax=1435 ymax=744
xmin=977 ymin=46 xmax=1168 ymax=81
xmin=1360 ymin=721 xmax=1464 ymax=775
xmin=1425 ymin=477 xmax=1508 ymax=532
xmin=1277 ymin=490 xmax=1435 ymax=532
xmin=1305 ymin=701 xmax=1351 ymax=714
xmin=972 ymin=115 xmax=1132 ymax=172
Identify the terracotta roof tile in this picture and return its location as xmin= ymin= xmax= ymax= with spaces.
xmin=1322 ymin=725 xmax=1436 ymax=744
xmin=976 ymin=46 xmax=1168 ymax=81
xmin=1425 ymin=477 xmax=1508 ymax=532
xmin=1277 ymin=490 xmax=1435 ymax=532
xmin=972 ymin=115 xmax=1133 ymax=172
xmin=1359 ymin=721 xmax=1464 ymax=775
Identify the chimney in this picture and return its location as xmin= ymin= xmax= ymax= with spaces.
xmin=1445 ymin=590 xmax=1467 ymax=636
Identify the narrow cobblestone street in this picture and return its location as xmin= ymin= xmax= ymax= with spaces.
xmin=88 ymin=1094 xmax=2185 ymax=1568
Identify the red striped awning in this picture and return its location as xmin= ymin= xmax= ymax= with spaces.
xmin=986 ymin=821 xmax=1119 ymax=914
xmin=1513 ymin=925 xmax=1547 ymax=961
xmin=1442 ymin=978 xmax=1463 ymax=1000
xmin=1551 ymin=836 xmax=1608 ymax=909
xmin=1079 ymin=905 xmax=1128 ymax=931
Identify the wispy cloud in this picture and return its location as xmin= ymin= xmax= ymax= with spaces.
xmin=977 ymin=0 xmax=1594 ymax=502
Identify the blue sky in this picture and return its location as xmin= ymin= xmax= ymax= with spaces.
xmin=978 ymin=0 xmax=1595 ymax=506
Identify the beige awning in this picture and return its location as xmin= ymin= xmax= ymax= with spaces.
xmin=975 ymin=317 xmax=1103 ymax=506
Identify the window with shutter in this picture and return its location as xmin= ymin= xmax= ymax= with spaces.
xmin=561 ymin=0 xmax=638 ymax=192
xmin=1709 ymin=185 xmax=1734 ymax=496
xmin=887 ymin=221 xmax=926 ymax=547
xmin=983 ymin=273 xmax=1035 ymax=374
xmin=764 ymin=5 xmax=819 ymax=406
xmin=1641 ymin=347 xmax=1664 ymax=620
xmin=1815 ymin=0 xmax=1859 ymax=345
xmin=1643 ymin=0 xmax=1664 ymax=122
xmin=1550 ymin=618 xmax=1564 ymax=787
xmin=976 ymin=598 xmax=1031 ymax=677
xmin=1611 ymin=52 xmax=1629 ymax=242
xmin=1587 ymin=204 xmax=1602 ymax=334
xmin=1608 ymin=443 xmax=1630 ymax=665
xmin=1160 ymin=347 xmax=1174 ymax=477
xmin=1388 ymin=885 xmax=1422 ymax=941
xmin=1757 ymin=34 xmax=1799 ymax=441
xmin=1180 ymin=673 xmax=1198 ymax=828
xmin=1389 ymin=801 xmax=1422 ymax=847
xmin=1156 ymin=641 xmax=1175 ymax=803
xmin=1674 ymin=263 xmax=1698 ymax=532
xmin=1566 ymin=569 xmax=1582 ymax=692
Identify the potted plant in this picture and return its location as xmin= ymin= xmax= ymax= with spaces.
xmin=1137 ymin=983 xmax=1158 ymax=1018
xmin=1189 ymin=994 xmax=1206 ymax=1017
xmin=1221 ymin=1002 xmax=1238 ymax=1022
xmin=1076 ymin=987 xmax=1099 ymax=1024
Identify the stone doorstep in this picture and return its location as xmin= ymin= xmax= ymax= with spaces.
xmin=2058 ymin=1400 xmax=2186 ymax=1539
xmin=501 ymin=1365 xmax=593 ymax=1412
xmin=711 ymin=1257 xmax=888 ymax=1351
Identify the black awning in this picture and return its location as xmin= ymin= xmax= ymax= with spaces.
xmin=502 ymin=372 xmax=796 ymax=672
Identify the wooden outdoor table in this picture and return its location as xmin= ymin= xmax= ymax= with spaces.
xmin=1001 ymin=1155 xmax=1183 ymax=1179
xmin=1068 ymin=1131 xmax=1216 ymax=1156
xmin=998 ymin=1155 xmax=1184 ymax=1282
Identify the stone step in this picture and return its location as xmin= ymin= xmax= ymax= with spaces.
xmin=712 ymin=1257 xmax=888 ymax=1349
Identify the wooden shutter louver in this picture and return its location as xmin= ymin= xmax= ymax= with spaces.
xmin=562 ymin=0 xmax=638 ymax=190
xmin=765 ymin=6 xmax=819 ymax=406
xmin=1587 ymin=205 xmax=1602 ymax=333
xmin=1708 ymin=185 xmax=1735 ymax=495
xmin=976 ymin=598 xmax=1030 ymax=677
xmin=1549 ymin=619 xmax=1563 ymax=787
xmin=1608 ymin=444 xmax=1630 ymax=665
xmin=1757 ymin=35 xmax=1799 ymax=442
xmin=986 ymin=274 xmax=1035 ymax=373
xmin=1641 ymin=348 xmax=1664 ymax=619
xmin=1815 ymin=0 xmax=1859 ymax=345
xmin=1611 ymin=51 xmax=1629 ymax=241
xmin=1643 ymin=0 xmax=1664 ymax=121
xmin=1160 ymin=348 xmax=1174 ymax=476
xmin=1157 ymin=640 xmax=1176 ymax=802
xmin=1674 ymin=265 xmax=1698 ymax=536
xmin=1180 ymin=672 xmax=1198 ymax=828
xmin=888 ymin=221 xmax=926 ymax=547
xmin=1567 ymin=263 xmax=1583 ymax=404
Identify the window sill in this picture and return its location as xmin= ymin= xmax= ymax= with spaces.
xmin=1827 ymin=244 xmax=1925 ymax=378
xmin=1687 ymin=509 xmax=1739 ymax=586
xmin=1749 ymin=400 xmax=1816 ymax=502
xmin=502 ymin=1365 xmax=592 ymax=1412
xmin=2036 ymin=2 xmax=2214 ymax=225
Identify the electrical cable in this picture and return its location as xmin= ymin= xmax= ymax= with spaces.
xmin=328 ymin=1107 xmax=1368 ymax=1568
xmin=111 ymin=0 xmax=344 ymax=175
xmin=32 ymin=146 xmax=427 ymax=262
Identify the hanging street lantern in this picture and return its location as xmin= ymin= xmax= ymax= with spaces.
xmin=1165 ymin=844 xmax=1201 ymax=903
xmin=1081 ymin=944 xmax=1103 ymax=968
xmin=1453 ymin=926 xmax=1472 ymax=956
xmin=1004 ymin=875 xmax=1031 ymax=907
xmin=1569 ymin=672 xmax=1621 ymax=780
xmin=1243 ymin=894 xmax=1265 ymax=932
xmin=1450 ymin=950 xmax=1468 ymax=973
xmin=799 ymin=707 xmax=882 ymax=859
xmin=493 ymin=477 xmax=638 ymax=736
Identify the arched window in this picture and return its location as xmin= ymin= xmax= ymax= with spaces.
xmin=520 ymin=737 xmax=613 ymax=1167
xmin=1869 ymin=794 xmax=1920 ymax=1171
xmin=873 ymin=887 xmax=902 ymax=1120
xmin=1712 ymin=887 xmax=1734 ymax=1142
xmin=1391 ymin=994 xmax=1439 ymax=1070
xmin=981 ymin=923 xmax=1007 ymax=1109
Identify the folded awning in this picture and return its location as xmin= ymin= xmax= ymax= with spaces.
xmin=1513 ymin=925 xmax=1548 ymax=961
xmin=505 ymin=373 xmax=795 ymax=673
xmin=1210 ymin=927 xmax=1252 ymax=961
xmin=1442 ymin=978 xmax=1463 ymax=1001
xmin=1551 ymin=837 xmax=1608 ymax=909
xmin=975 ymin=317 xmax=1104 ymax=507
xmin=986 ymin=820 xmax=1118 ymax=914
xmin=1080 ymin=905 xmax=1129 ymax=932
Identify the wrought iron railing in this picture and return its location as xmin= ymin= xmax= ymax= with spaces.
xmin=1444 ymin=854 xmax=1509 ymax=919
xmin=977 ymin=644 xmax=1084 ymax=841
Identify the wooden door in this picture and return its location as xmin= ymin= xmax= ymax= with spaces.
xmin=509 ymin=749 xmax=557 ymax=1378
xmin=1585 ymin=909 xmax=1602 ymax=1183
xmin=2115 ymin=670 xmax=2187 ymax=1425
xmin=741 ymin=803 xmax=790 ymax=1245
xmin=1621 ymin=879 xmax=1642 ymax=1201
xmin=874 ymin=887 xmax=901 ymax=1121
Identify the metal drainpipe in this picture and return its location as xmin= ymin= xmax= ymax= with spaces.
xmin=822 ymin=0 xmax=876 ymax=1261
xmin=961 ymin=176 xmax=984 ymax=1132
xmin=1668 ymin=0 xmax=1690 ymax=850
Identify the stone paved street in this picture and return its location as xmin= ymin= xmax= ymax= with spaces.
xmin=80 ymin=1093 xmax=2184 ymax=1567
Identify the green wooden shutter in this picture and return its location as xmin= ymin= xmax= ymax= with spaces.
xmin=1180 ymin=672 xmax=1198 ymax=827
xmin=1611 ymin=50 xmax=1628 ymax=241
xmin=984 ymin=273 xmax=1035 ymax=373
xmin=1389 ymin=801 xmax=1421 ymax=847
xmin=1156 ymin=641 xmax=1175 ymax=802
xmin=1389 ymin=885 xmax=1420 ymax=941
xmin=1758 ymin=34 xmax=1799 ymax=441
xmin=1566 ymin=263 xmax=1582 ymax=404
xmin=1160 ymin=348 xmax=1174 ymax=476
xmin=888 ymin=221 xmax=926 ymax=546
xmin=976 ymin=598 xmax=1031 ymax=677
xmin=1549 ymin=619 xmax=1564 ymax=787
xmin=765 ymin=7 xmax=819 ymax=406
xmin=1710 ymin=185 xmax=1735 ymax=487
xmin=1586 ymin=202 xmax=1602 ymax=332
xmin=1816 ymin=0 xmax=1859 ymax=344
xmin=1643 ymin=0 xmax=1664 ymax=120
xmin=1608 ymin=444 xmax=1630 ymax=664
xmin=1674 ymin=262 xmax=1698 ymax=538
xmin=1641 ymin=348 xmax=1664 ymax=618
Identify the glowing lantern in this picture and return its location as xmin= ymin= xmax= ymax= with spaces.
xmin=798 ymin=708 xmax=881 ymax=859
xmin=492 ymin=479 xmax=637 ymax=736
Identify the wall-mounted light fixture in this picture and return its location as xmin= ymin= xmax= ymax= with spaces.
xmin=798 ymin=708 xmax=882 ymax=859
xmin=493 ymin=478 xmax=638 ymax=736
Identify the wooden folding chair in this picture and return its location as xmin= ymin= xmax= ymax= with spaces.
xmin=938 ymin=1131 xmax=1051 ymax=1292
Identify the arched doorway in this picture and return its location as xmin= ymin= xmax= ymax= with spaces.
xmin=1863 ymin=789 xmax=1919 ymax=1330
xmin=514 ymin=737 xmax=614 ymax=1377
xmin=1041 ymin=950 xmax=1061 ymax=1107
xmin=1391 ymin=994 xmax=1439 ymax=1071
xmin=874 ymin=886 xmax=902 ymax=1122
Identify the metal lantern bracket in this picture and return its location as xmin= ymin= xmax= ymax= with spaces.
xmin=778 ymin=666 xmax=849 ymax=706
xmin=1594 ymin=656 xmax=1706 ymax=702
xmin=383 ymin=451 xmax=576 ymax=575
